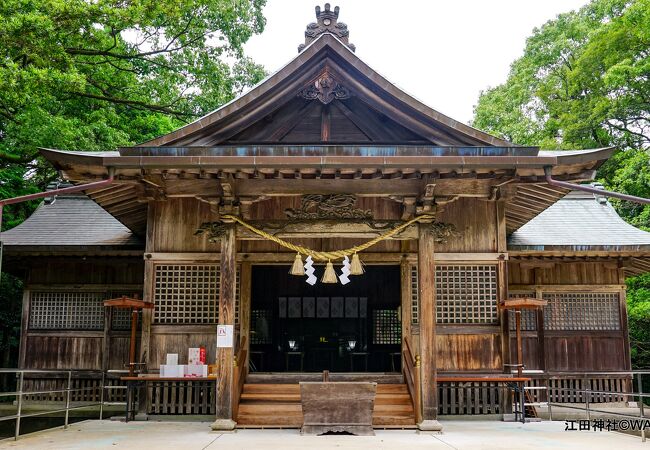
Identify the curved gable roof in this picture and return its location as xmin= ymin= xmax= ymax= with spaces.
xmin=137 ymin=33 xmax=515 ymax=149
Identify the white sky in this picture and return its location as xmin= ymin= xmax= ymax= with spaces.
xmin=244 ymin=0 xmax=588 ymax=124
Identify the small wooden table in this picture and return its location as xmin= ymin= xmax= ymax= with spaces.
xmin=120 ymin=376 xmax=216 ymax=421
xmin=349 ymin=352 xmax=369 ymax=371
xmin=285 ymin=351 xmax=305 ymax=371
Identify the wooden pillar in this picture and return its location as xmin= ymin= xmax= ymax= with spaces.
xmin=239 ymin=262 xmax=252 ymax=369
xmin=417 ymin=223 xmax=442 ymax=431
xmin=102 ymin=306 xmax=112 ymax=372
xmin=212 ymin=225 xmax=237 ymax=430
xmin=400 ymin=258 xmax=412 ymax=374
xmin=137 ymin=202 xmax=155 ymax=418
xmin=18 ymin=290 xmax=30 ymax=368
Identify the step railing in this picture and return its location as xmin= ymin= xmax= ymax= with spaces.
xmin=0 ymin=368 xmax=127 ymax=441
xmin=403 ymin=336 xmax=422 ymax=424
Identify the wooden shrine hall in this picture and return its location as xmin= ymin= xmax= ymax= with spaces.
xmin=3 ymin=4 xmax=650 ymax=431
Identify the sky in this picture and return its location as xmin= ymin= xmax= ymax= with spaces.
xmin=244 ymin=0 xmax=589 ymax=125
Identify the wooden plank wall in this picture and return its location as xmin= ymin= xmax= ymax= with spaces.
xmin=508 ymin=261 xmax=629 ymax=372
xmin=435 ymin=198 xmax=497 ymax=253
xmin=21 ymin=257 xmax=144 ymax=371
xmin=435 ymin=199 xmax=501 ymax=372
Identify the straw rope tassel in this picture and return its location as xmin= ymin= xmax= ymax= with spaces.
xmin=290 ymin=253 xmax=305 ymax=275
xmin=350 ymin=253 xmax=364 ymax=275
xmin=321 ymin=261 xmax=337 ymax=283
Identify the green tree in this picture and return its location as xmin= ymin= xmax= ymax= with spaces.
xmin=0 ymin=0 xmax=267 ymax=227
xmin=0 ymin=0 xmax=267 ymax=370
xmin=472 ymin=0 xmax=650 ymax=368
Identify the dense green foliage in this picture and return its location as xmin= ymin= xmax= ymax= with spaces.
xmin=473 ymin=0 xmax=650 ymax=368
xmin=627 ymin=274 xmax=650 ymax=368
xmin=0 ymin=0 xmax=267 ymax=228
xmin=0 ymin=0 xmax=267 ymax=368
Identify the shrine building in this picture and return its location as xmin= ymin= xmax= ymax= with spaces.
xmin=3 ymin=4 xmax=650 ymax=431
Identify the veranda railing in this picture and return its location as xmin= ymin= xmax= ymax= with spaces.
xmin=0 ymin=368 xmax=127 ymax=441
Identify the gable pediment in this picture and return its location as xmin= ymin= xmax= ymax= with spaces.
xmin=139 ymin=34 xmax=513 ymax=148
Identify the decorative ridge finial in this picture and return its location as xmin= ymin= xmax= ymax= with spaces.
xmin=298 ymin=4 xmax=355 ymax=53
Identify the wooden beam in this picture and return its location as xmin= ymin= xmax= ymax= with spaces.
xmin=236 ymin=178 xmax=423 ymax=196
xmin=143 ymin=252 xmax=416 ymax=264
xmin=213 ymin=225 xmax=237 ymax=430
xmin=233 ymin=221 xmax=419 ymax=240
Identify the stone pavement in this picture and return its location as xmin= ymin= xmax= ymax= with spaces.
xmin=0 ymin=419 xmax=646 ymax=450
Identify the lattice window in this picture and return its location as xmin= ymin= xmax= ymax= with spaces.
xmin=373 ymin=309 xmax=401 ymax=345
xmin=250 ymin=309 xmax=272 ymax=344
xmin=112 ymin=308 xmax=134 ymax=330
xmin=436 ymin=265 xmax=498 ymax=324
xmin=29 ymin=291 xmax=105 ymax=330
xmin=110 ymin=290 xmax=143 ymax=330
xmin=411 ymin=265 xmax=419 ymax=326
xmin=508 ymin=292 xmax=537 ymax=331
xmin=543 ymin=292 xmax=620 ymax=331
xmin=153 ymin=264 xmax=219 ymax=324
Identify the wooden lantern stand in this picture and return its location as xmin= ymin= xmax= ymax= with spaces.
xmin=499 ymin=297 xmax=547 ymax=422
xmin=103 ymin=295 xmax=154 ymax=376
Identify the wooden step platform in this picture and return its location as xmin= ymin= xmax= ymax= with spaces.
xmin=236 ymin=382 xmax=416 ymax=429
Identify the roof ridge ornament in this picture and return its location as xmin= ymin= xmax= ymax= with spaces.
xmin=298 ymin=70 xmax=351 ymax=104
xmin=298 ymin=4 xmax=355 ymax=53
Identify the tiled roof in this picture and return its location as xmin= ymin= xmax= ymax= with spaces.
xmin=508 ymin=190 xmax=650 ymax=251
xmin=1 ymin=193 xmax=143 ymax=250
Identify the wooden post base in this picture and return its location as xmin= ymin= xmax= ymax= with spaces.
xmin=211 ymin=419 xmax=237 ymax=431
xmin=417 ymin=419 xmax=443 ymax=432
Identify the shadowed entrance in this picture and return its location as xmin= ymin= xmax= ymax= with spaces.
xmin=249 ymin=265 xmax=401 ymax=373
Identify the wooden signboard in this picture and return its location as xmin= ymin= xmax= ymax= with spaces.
xmin=300 ymin=382 xmax=377 ymax=435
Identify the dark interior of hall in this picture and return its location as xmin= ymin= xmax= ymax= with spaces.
xmin=249 ymin=265 xmax=401 ymax=373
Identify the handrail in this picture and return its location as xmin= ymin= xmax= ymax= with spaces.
xmin=403 ymin=336 xmax=422 ymax=424
xmin=0 ymin=368 xmax=128 ymax=440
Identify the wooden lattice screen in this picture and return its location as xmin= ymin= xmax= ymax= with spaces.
xmin=508 ymin=292 xmax=537 ymax=331
xmin=435 ymin=265 xmax=498 ymax=324
xmin=372 ymin=309 xmax=401 ymax=344
xmin=111 ymin=290 xmax=144 ymax=330
xmin=542 ymin=292 xmax=620 ymax=331
xmin=250 ymin=309 xmax=272 ymax=344
xmin=153 ymin=264 xmax=219 ymax=324
xmin=112 ymin=309 xmax=137 ymax=330
xmin=410 ymin=265 xmax=419 ymax=326
xmin=29 ymin=291 xmax=105 ymax=330
xmin=235 ymin=266 xmax=241 ymax=328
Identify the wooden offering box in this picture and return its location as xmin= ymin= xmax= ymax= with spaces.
xmin=300 ymin=382 xmax=377 ymax=435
